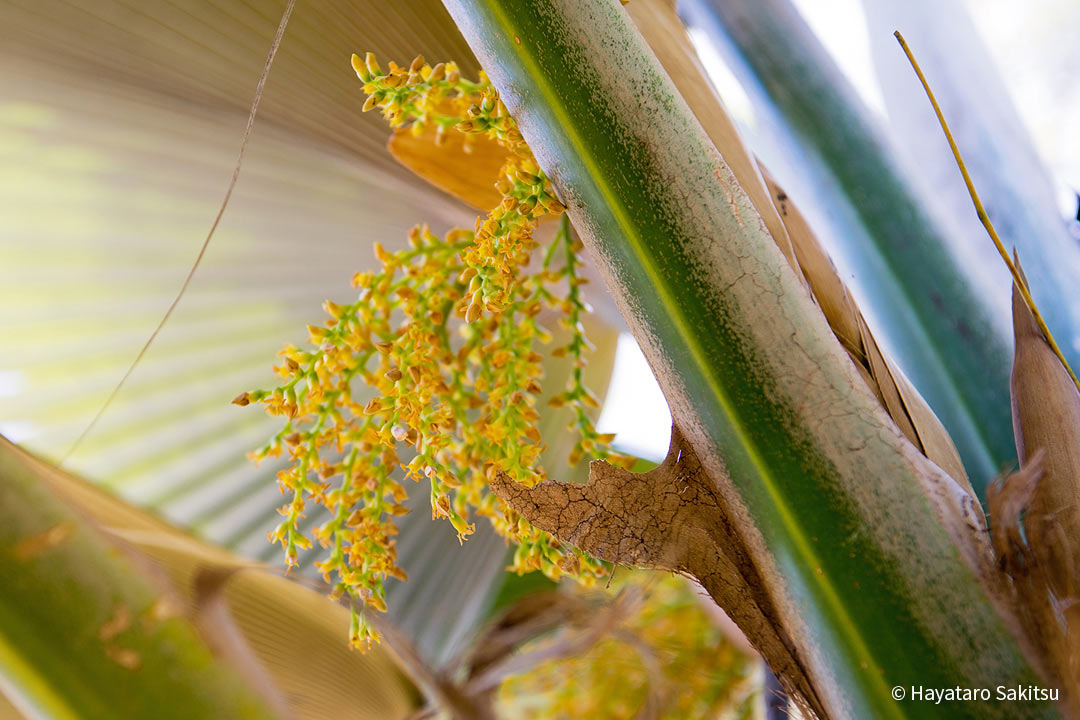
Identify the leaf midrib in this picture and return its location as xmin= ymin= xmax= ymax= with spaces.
xmin=478 ymin=2 xmax=899 ymax=716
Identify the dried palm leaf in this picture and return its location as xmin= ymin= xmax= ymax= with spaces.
xmin=1010 ymin=264 xmax=1080 ymax=594
xmin=999 ymin=269 xmax=1080 ymax=712
xmin=759 ymin=169 xmax=971 ymax=495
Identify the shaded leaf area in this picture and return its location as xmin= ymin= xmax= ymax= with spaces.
xmin=678 ymin=0 xmax=1016 ymax=488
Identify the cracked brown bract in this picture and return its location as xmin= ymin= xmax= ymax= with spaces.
xmin=493 ymin=426 xmax=826 ymax=718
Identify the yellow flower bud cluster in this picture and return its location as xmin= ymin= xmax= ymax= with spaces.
xmin=241 ymin=56 xmax=632 ymax=650
xmin=497 ymin=574 xmax=757 ymax=718
xmin=353 ymin=52 xmax=565 ymax=320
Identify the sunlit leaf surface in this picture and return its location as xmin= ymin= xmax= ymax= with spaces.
xmin=0 ymin=0 xmax=523 ymax=663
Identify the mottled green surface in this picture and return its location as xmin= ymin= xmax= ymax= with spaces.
xmin=439 ymin=1 xmax=1055 ymax=717
xmin=0 ymin=438 xmax=280 ymax=719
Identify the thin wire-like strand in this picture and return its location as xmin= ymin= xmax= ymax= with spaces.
xmin=63 ymin=0 xmax=298 ymax=464
xmin=894 ymin=30 xmax=1080 ymax=397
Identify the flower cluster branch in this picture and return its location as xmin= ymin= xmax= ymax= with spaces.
xmin=237 ymin=54 xmax=632 ymax=648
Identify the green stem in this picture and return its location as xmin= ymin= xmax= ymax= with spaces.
xmin=440 ymin=1 xmax=1051 ymax=717
xmin=0 ymin=438 xmax=282 ymax=720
